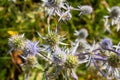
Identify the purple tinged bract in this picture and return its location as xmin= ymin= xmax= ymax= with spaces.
xmin=100 ymin=38 xmax=113 ymax=49
xmin=24 ymin=40 xmax=40 ymax=56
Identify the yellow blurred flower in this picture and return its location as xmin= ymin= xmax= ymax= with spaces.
xmin=8 ymin=31 xmax=18 ymax=36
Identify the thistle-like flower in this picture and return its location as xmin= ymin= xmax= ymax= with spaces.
xmin=74 ymin=28 xmax=88 ymax=39
xmin=8 ymin=34 xmax=25 ymax=52
xmin=73 ymin=28 xmax=90 ymax=54
xmin=38 ymin=27 xmax=67 ymax=52
xmin=26 ymin=55 xmax=38 ymax=67
xmin=104 ymin=6 xmax=120 ymax=31
xmin=100 ymin=38 xmax=113 ymax=50
xmin=42 ymin=0 xmax=65 ymax=8
xmin=110 ymin=6 xmax=120 ymax=19
xmin=86 ymin=39 xmax=120 ymax=79
xmin=52 ymin=47 xmax=66 ymax=66
xmin=46 ymin=31 xmax=60 ymax=47
xmin=23 ymin=40 xmax=40 ymax=56
xmin=19 ymin=54 xmax=42 ymax=80
xmin=42 ymin=0 xmax=65 ymax=16
xmin=65 ymin=54 xmax=79 ymax=68
xmin=107 ymin=53 xmax=120 ymax=68
xmin=74 ymin=40 xmax=108 ymax=77
xmin=77 ymin=5 xmax=93 ymax=15
xmin=100 ymin=51 xmax=120 ymax=79
xmin=18 ymin=54 xmax=41 ymax=70
xmin=51 ymin=47 xmax=79 ymax=80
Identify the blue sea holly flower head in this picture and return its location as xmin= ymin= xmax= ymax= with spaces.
xmin=70 ymin=40 xmax=90 ymax=64
xmin=19 ymin=54 xmax=44 ymax=80
xmin=45 ymin=31 xmax=60 ymax=47
xmin=74 ymin=28 xmax=88 ymax=39
xmin=100 ymin=51 xmax=120 ymax=79
xmin=79 ymin=41 xmax=106 ymax=71
xmin=91 ymin=40 xmax=120 ymax=79
xmin=104 ymin=6 xmax=120 ymax=31
xmin=26 ymin=55 xmax=38 ymax=67
xmin=51 ymin=47 xmax=79 ymax=80
xmin=110 ymin=6 xmax=120 ymax=18
xmin=65 ymin=54 xmax=79 ymax=68
xmin=38 ymin=26 xmax=67 ymax=52
xmin=61 ymin=47 xmax=89 ymax=80
xmin=44 ymin=31 xmax=61 ymax=52
xmin=42 ymin=0 xmax=65 ymax=8
xmin=19 ymin=54 xmax=38 ymax=69
xmin=77 ymin=5 xmax=93 ymax=16
xmin=110 ymin=6 xmax=120 ymax=31
xmin=42 ymin=0 xmax=65 ymax=16
xmin=46 ymin=49 xmax=79 ymax=80
xmin=100 ymin=38 xmax=113 ymax=50
xmin=52 ymin=47 xmax=67 ymax=66
xmin=23 ymin=40 xmax=40 ymax=56
xmin=8 ymin=34 xmax=25 ymax=51
xmin=64 ymin=47 xmax=86 ymax=68
xmin=73 ymin=28 xmax=90 ymax=53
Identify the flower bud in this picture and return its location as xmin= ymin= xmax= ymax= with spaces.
xmin=65 ymin=55 xmax=78 ymax=68
xmin=110 ymin=6 xmax=120 ymax=18
xmin=100 ymin=38 xmax=113 ymax=49
xmin=26 ymin=55 xmax=37 ymax=66
xmin=107 ymin=53 xmax=120 ymax=68
xmin=78 ymin=5 xmax=93 ymax=15
xmin=74 ymin=28 xmax=88 ymax=39
xmin=8 ymin=34 xmax=25 ymax=50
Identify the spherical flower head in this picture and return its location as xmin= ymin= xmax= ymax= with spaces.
xmin=65 ymin=55 xmax=78 ymax=68
xmin=110 ymin=6 xmax=120 ymax=18
xmin=78 ymin=5 xmax=93 ymax=15
xmin=26 ymin=55 xmax=38 ymax=67
xmin=107 ymin=52 xmax=120 ymax=68
xmin=74 ymin=28 xmax=88 ymax=39
xmin=8 ymin=34 xmax=25 ymax=50
xmin=53 ymin=51 xmax=66 ymax=66
xmin=100 ymin=38 xmax=113 ymax=49
xmin=24 ymin=40 xmax=40 ymax=56
xmin=46 ymin=32 xmax=60 ymax=46
xmin=42 ymin=0 xmax=65 ymax=8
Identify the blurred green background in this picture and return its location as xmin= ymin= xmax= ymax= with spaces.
xmin=0 ymin=0 xmax=120 ymax=80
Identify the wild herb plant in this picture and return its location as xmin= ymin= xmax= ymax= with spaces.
xmin=6 ymin=0 xmax=120 ymax=80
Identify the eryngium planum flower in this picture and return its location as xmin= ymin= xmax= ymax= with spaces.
xmin=42 ymin=0 xmax=65 ymax=16
xmin=52 ymin=48 xmax=66 ymax=66
xmin=23 ymin=40 xmax=40 ymax=56
xmin=100 ymin=38 xmax=113 ymax=49
xmin=65 ymin=55 xmax=79 ymax=68
xmin=26 ymin=55 xmax=38 ymax=67
xmin=94 ymin=40 xmax=120 ymax=79
xmin=104 ymin=6 xmax=120 ymax=31
xmin=110 ymin=6 xmax=120 ymax=19
xmin=8 ymin=34 xmax=25 ymax=51
xmin=42 ymin=0 xmax=65 ymax=8
xmin=77 ymin=5 xmax=93 ymax=15
xmin=46 ymin=31 xmax=60 ymax=46
xmin=100 ymin=52 xmax=120 ymax=79
xmin=74 ymin=28 xmax=88 ymax=39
